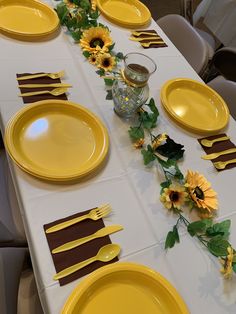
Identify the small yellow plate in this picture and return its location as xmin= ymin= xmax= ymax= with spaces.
xmin=5 ymin=100 xmax=109 ymax=182
xmin=96 ymin=0 xmax=151 ymax=28
xmin=0 ymin=0 xmax=59 ymax=40
xmin=62 ymin=262 xmax=189 ymax=314
xmin=160 ymin=78 xmax=229 ymax=134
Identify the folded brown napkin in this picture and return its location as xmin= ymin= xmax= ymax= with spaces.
xmin=16 ymin=73 xmax=68 ymax=103
xmin=131 ymin=30 xmax=167 ymax=49
xmin=44 ymin=208 xmax=118 ymax=286
xmin=198 ymin=133 xmax=236 ymax=171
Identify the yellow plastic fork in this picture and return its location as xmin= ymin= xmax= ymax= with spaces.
xmin=18 ymin=87 xmax=67 ymax=97
xmin=141 ymin=41 xmax=165 ymax=47
xmin=17 ymin=70 xmax=65 ymax=81
xmin=45 ymin=204 xmax=111 ymax=233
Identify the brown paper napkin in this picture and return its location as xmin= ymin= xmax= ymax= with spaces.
xmin=131 ymin=29 xmax=168 ymax=48
xmin=198 ymin=133 xmax=236 ymax=171
xmin=16 ymin=73 xmax=68 ymax=103
xmin=44 ymin=208 xmax=118 ymax=286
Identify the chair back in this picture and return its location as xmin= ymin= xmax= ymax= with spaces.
xmin=211 ymin=47 xmax=236 ymax=81
xmin=157 ymin=14 xmax=209 ymax=75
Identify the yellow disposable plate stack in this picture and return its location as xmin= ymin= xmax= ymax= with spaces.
xmin=96 ymin=0 xmax=151 ymax=28
xmin=4 ymin=100 xmax=109 ymax=182
xmin=160 ymin=78 xmax=229 ymax=134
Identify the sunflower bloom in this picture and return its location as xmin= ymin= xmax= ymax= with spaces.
xmin=185 ymin=170 xmax=218 ymax=217
xmin=152 ymin=133 xmax=167 ymax=150
xmin=220 ymin=246 xmax=234 ymax=278
xmin=88 ymin=54 xmax=98 ymax=65
xmin=80 ymin=27 xmax=113 ymax=54
xmin=134 ymin=138 xmax=145 ymax=149
xmin=160 ymin=184 xmax=188 ymax=210
xmin=97 ymin=53 xmax=116 ymax=71
xmin=63 ymin=0 xmax=77 ymax=9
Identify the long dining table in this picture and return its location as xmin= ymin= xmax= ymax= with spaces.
xmin=0 ymin=1 xmax=236 ymax=313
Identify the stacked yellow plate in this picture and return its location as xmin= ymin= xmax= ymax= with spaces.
xmin=4 ymin=100 xmax=109 ymax=182
xmin=62 ymin=262 xmax=189 ymax=314
xmin=160 ymin=78 xmax=229 ymax=134
xmin=0 ymin=0 xmax=59 ymax=40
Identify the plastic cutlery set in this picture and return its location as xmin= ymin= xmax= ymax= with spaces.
xmin=45 ymin=204 xmax=123 ymax=281
xmin=200 ymin=135 xmax=236 ymax=169
xmin=17 ymin=70 xmax=72 ymax=97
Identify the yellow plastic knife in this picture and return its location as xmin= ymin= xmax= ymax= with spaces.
xmin=52 ymin=225 xmax=123 ymax=254
xmin=18 ymin=83 xmax=72 ymax=88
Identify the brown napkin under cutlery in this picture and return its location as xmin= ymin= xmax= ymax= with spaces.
xmin=44 ymin=208 xmax=118 ymax=286
xmin=198 ymin=133 xmax=236 ymax=171
xmin=16 ymin=73 xmax=68 ymax=103
xmin=131 ymin=29 xmax=167 ymax=48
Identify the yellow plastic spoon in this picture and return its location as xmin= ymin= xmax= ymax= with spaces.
xmin=201 ymin=148 xmax=236 ymax=160
xmin=53 ymin=244 xmax=120 ymax=280
xmin=200 ymin=136 xmax=230 ymax=147
xmin=213 ymin=159 xmax=236 ymax=170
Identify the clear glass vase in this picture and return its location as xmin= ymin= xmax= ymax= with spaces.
xmin=112 ymin=53 xmax=157 ymax=119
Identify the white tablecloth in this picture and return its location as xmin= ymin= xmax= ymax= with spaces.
xmin=0 ymin=1 xmax=236 ymax=313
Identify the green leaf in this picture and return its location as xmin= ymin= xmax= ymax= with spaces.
xmin=105 ymin=89 xmax=113 ymax=100
xmin=96 ymin=69 xmax=105 ymax=76
xmin=108 ymin=42 xmax=115 ymax=52
xmin=141 ymin=145 xmax=156 ymax=165
xmin=165 ymin=225 xmax=179 ymax=249
xmin=83 ymin=51 xmax=90 ymax=58
xmin=71 ymin=30 xmax=82 ymax=41
xmin=207 ymin=235 xmax=230 ymax=257
xmin=173 ymin=225 xmax=180 ymax=243
xmin=187 ymin=219 xmax=213 ymax=237
xmin=206 ymin=220 xmax=231 ymax=239
xmin=128 ymin=126 xmax=144 ymax=141
xmin=160 ymin=180 xmax=171 ymax=193
xmin=233 ymin=263 xmax=236 ymax=273
xmin=156 ymin=136 xmax=184 ymax=161
xmin=146 ymin=98 xmax=159 ymax=116
xmin=80 ymin=0 xmax=91 ymax=10
xmin=104 ymin=78 xmax=114 ymax=86
xmin=116 ymin=52 xmax=124 ymax=60
xmin=139 ymin=111 xmax=157 ymax=129
xmin=90 ymin=10 xmax=99 ymax=19
xmin=56 ymin=3 xmax=69 ymax=24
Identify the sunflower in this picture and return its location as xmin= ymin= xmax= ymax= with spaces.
xmin=160 ymin=184 xmax=188 ymax=210
xmin=134 ymin=138 xmax=145 ymax=149
xmin=185 ymin=170 xmax=218 ymax=216
xmin=152 ymin=133 xmax=167 ymax=150
xmin=220 ymin=246 xmax=234 ymax=278
xmin=80 ymin=27 xmax=113 ymax=54
xmin=97 ymin=53 xmax=116 ymax=71
xmin=63 ymin=0 xmax=77 ymax=9
xmin=88 ymin=54 xmax=98 ymax=65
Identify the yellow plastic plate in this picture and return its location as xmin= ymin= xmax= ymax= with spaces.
xmin=5 ymin=100 xmax=109 ymax=182
xmin=160 ymin=78 xmax=229 ymax=134
xmin=62 ymin=262 xmax=189 ymax=314
xmin=96 ymin=0 xmax=151 ymax=27
xmin=0 ymin=0 xmax=59 ymax=40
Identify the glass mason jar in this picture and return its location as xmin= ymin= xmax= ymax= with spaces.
xmin=112 ymin=53 xmax=157 ymax=119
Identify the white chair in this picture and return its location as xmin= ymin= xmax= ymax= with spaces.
xmin=207 ymin=76 xmax=236 ymax=120
xmin=156 ymin=14 xmax=209 ymax=76
xmin=0 ymin=247 xmax=43 ymax=314
xmin=0 ymin=150 xmax=27 ymax=245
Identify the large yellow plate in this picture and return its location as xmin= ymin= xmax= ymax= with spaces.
xmin=4 ymin=100 xmax=109 ymax=182
xmin=96 ymin=0 xmax=151 ymax=27
xmin=0 ymin=0 xmax=59 ymax=40
xmin=62 ymin=262 xmax=189 ymax=314
xmin=160 ymin=78 xmax=229 ymax=134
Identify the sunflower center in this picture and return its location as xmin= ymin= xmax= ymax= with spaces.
xmin=169 ymin=191 xmax=179 ymax=202
xmin=90 ymin=38 xmax=104 ymax=48
xmin=102 ymin=58 xmax=110 ymax=67
xmin=193 ymin=186 xmax=204 ymax=199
